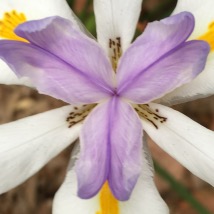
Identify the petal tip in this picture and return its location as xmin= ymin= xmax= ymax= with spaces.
xmin=14 ymin=16 xmax=68 ymax=37
xmin=77 ymin=186 xmax=99 ymax=199
xmin=110 ymin=186 xmax=131 ymax=201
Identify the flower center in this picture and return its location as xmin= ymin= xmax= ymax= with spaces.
xmin=66 ymin=104 xmax=96 ymax=128
xmin=198 ymin=21 xmax=214 ymax=51
xmin=0 ymin=10 xmax=27 ymax=42
xmin=109 ymin=37 xmax=122 ymax=71
xmin=134 ymin=104 xmax=167 ymax=129
xmin=96 ymin=182 xmax=119 ymax=214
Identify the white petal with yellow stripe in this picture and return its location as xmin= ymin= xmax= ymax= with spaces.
xmin=53 ymin=143 xmax=169 ymax=214
xmin=158 ymin=0 xmax=214 ymax=105
xmin=0 ymin=0 xmax=79 ymax=87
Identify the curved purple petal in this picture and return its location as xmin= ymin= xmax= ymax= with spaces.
xmin=118 ymin=40 xmax=210 ymax=103
xmin=0 ymin=41 xmax=112 ymax=104
xmin=108 ymin=98 xmax=143 ymax=201
xmin=117 ymin=12 xmax=195 ymax=89
xmin=15 ymin=16 xmax=114 ymax=90
xmin=77 ymin=98 xmax=142 ymax=200
xmin=76 ymin=102 xmax=109 ymax=199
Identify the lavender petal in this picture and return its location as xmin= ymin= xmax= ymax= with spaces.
xmin=15 ymin=16 xmax=114 ymax=90
xmin=118 ymin=40 xmax=209 ymax=103
xmin=108 ymin=98 xmax=143 ymax=201
xmin=77 ymin=101 xmax=110 ymax=199
xmin=117 ymin=12 xmax=195 ymax=91
xmin=0 ymin=41 xmax=112 ymax=104
xmin=77 ymin=98 xmax=142 ymax=200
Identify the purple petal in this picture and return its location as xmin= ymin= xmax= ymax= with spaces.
xmin=77 ymin=98 xmax=142 ymax=200
xmin=15 ymin=16 xmax=114 ymax=90
xmin=108 ymin=98 xmax=143 ymax=201
xmin=76 ymin=102 xmax=109 ymax=199
xmin=118 ymin=40 xmax=209 ymax=103
xmin=117 ymin=12 xmax=195 ymax=90
xmin=0 ymin=41 xmax=112 ymax=104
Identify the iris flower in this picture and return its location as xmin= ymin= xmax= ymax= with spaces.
xmin=0 ymin=0 xmax=214 ymax=213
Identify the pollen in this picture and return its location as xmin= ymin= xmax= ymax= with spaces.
xmin=0 ymin=10 xmax=27 ymax=42
xmin=198 ymin=22 xmax=214 ymax=51
xmin=96 ymin=182 xmax=119 ymax=214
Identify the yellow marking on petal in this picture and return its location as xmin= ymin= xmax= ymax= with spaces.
xmin=198 ymin=22 xmax=214 ymax=51
xmin=96 ymin=182 xmax=119 ymax=214
xmin=0 ymin=10 xmax=27 ymax=42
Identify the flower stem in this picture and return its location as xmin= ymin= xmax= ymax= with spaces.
xmin=154 ymin=160 xmax=211 ymax=214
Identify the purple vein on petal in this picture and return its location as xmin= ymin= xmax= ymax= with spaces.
xmin=77 ymin=97 xmax=142 ymax=200
xmin=118 ymin=40 xmax=209 ymax=104
xmin=108 ymin=98 xmax=143 ymax=201
xmin=0 ymin=40 xmax=112 ymax=104
xmin=117 ymin=12 xmax=196 ymax=94
xmin=77 ymin=101 xmax=111 ymax=198
xmin=14 ymin=16 xmax=115 ymax=94
xmin=116 ymin=12 xmax=210 ymax=104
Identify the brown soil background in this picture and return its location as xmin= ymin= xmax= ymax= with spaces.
xmin=0 ymin=0 xmax=214 ymax=213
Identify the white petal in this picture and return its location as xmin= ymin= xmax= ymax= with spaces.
xmin=0 ymin=0 xmax=91 ymax=36
xmin=161 ymin=0 xmax=214 ymax=105
xmin=157 ymin=53 xmax=214 ymax=105
xmin=94 ymin=0 xmax=143 ymax=55
xmin=53 ymin=143 xmax=168 ymax=214
xmin=0 ymin=106 xmax=81 ymax=194
xmin=0 ymin=0 xmax=75 ymax=21
xmin=142 ymin=103 xmax=214 ymax=187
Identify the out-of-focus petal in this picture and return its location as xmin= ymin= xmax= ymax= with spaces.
xmin=0 ymin=40 xmax=113 ymax=104
xmin=77 ymin=98 xmax=142 ymax=200
xmin=0 ymin=0 xmax=78 ymax=26
xmin=117 ymin=12 xmax=195 ymax=85
xmin=0 ymin=106 xmax=82 ymax=194
xmin=94 ymin=0 xmax=143 ymax=55
xmin=118 ymin=41 xmax=209 ymax=104
xmin=142 ymin=103 xmax=214 ymax=187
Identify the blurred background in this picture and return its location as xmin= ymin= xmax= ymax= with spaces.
xmin=0 ymin=0 xmax=214 ymax=213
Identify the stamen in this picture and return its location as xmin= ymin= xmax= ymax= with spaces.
xmin=134 ymin=104 xmax=167 ymax=129
xmin=66 ymin=104 xmax=96 ymax=128
xmin=96 ymin=182 xmax=119 ymax=214
xmin=0 ymin=10 xmax=27 ymax=42
xmin=198 ymin=22 xmax=214 ymax=51
xmin=109 ymin=37 xmax=122 ymax=71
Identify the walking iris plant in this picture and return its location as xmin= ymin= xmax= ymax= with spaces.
xmin=0 ymin=0 xmax=214 ymax=213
